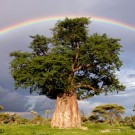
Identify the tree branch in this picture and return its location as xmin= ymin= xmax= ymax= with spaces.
xmin=74 ymin=64 xmax=91 ymax=72
xmin=74 ymin=83 xmax=97 ymax=91
xmin=72 ymin=44 xmax=80 ymax=71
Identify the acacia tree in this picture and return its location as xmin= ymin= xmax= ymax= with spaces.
xmin=45 ymin=109 xmax=50 ymax=119
xmin=0 ymin=105 xmax=3 ymax=111
xmin=9 ymin=17 xmax=125 ymax=128
xmin=133 ymin=104 xmax=135 ymax=112
xmin=91 ymin=104 xmax=125 ymax=124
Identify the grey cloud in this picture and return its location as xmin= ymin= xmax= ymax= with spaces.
xmin=26 ymin=96 xmax=55 ymax=113
xmin=1 ymin=0 xmax=135 ymax=27
xmin=78 ymin=88 xmax=135 ymax=116
xmin=84 ymin=0 xmax=135 ymax=25
xmin=0 ymin=86 xmax=55 ymax=114
xmin=128 ymin=74 xmax=135 ymax=78
xmin=117 ymin=69 xmax=135 ymax=90
xmin=78 ymin=100 xmax=103 ymax=116
xmin=0 ymin=86 xmax=29 ymax=112
xmin=0 ymin=22 xmax=53 ymax=89
xmin=90 ymin=88 xmax=135 ymax=116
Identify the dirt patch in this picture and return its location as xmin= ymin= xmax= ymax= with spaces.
xmin=101 ymin=129 xmax=111 ymax=133
xmin=80 ymin=126 xmax=88 ymax=130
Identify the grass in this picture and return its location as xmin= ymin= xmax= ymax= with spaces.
xmin=0 ymin=123 xmax=135 ymax=135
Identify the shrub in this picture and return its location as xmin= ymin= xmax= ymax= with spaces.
xmin=30 ymin=116 xmax=49 ymax=125
xmin=0 ymin=113 xmax=28 ymax=124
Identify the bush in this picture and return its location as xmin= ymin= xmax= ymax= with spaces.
xmin=89 ymin=115 xmax=100 ymax=123
xmin=81 ymin=116 xmax=88 ymax=122
xmin=30 ymin=116 xmax=50 ymax=125
xmin=0 ymin=113 xmax=28 ymax=124
xmin=0 ymin=129 xmax=4 ymax=133
xmin=0 ymin=113 xmax=10 ymax=124
xmin=122 ymin=115 xmax=135 ymax=127
xmin=130 ymin=124 xmax=135 ymax=129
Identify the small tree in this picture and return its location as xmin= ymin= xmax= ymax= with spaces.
xmin=80 ymin=110 xmax=88 ymax=122
xmin=30 ymin=110 xmax=38 ymax=118
xmin=133 ymin=105 xmax=135 ymax=112
xmin=9 ymin=17 xmax=125 ymax=128
xmin=91 ymin=104 xmax=125 ymax=124
xmin=45 ymin=109 xmax=50 ymax=119
xmin=0 ymin=106 xmax=3 ymax=111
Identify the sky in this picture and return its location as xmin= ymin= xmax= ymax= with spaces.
xmin=0 ymin=0 xmax=135 ymax=117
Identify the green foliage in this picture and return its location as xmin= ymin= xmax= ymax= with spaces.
xmin=52 ymin=17 xmax=90 ymax=46
xmin=9 ymin=17 xmax=125 ymax=100
xmin=91 ymin=104 xmax=125 ymax=124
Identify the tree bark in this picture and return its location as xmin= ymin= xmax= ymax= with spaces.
xmin=51 ymin=93 xmax=81 ymax=128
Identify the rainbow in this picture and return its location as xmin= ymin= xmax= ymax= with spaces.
xmin=0 ymin=15 xmax=135 ymax=35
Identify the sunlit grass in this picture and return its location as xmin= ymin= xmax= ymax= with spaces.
xmin=0 ymin=123 xmax=135 ymax=135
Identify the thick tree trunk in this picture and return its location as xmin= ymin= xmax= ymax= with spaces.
xmin=51 ymin=93 xmax=81 ymax=128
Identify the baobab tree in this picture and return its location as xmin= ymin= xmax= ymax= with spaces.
xmin=9 ymin=17 xmax=125 ymax=128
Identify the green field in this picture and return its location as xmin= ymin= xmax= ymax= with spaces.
xmin=0 ymin=123 xmax=135 ymax=135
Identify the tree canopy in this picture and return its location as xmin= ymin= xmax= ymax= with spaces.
xmin=91 ymin=104 xmax=125 ymax=123
xmin=9 ymin=17 xmax=125 ymax=100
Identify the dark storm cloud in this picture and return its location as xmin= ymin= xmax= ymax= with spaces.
xmin=0 ymin=86 xmax=28 ymax=112
xmin=0 ymin=86 xmax=55 ymax=113
xmin=0 ymin=22 xmax=53 ymax=90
